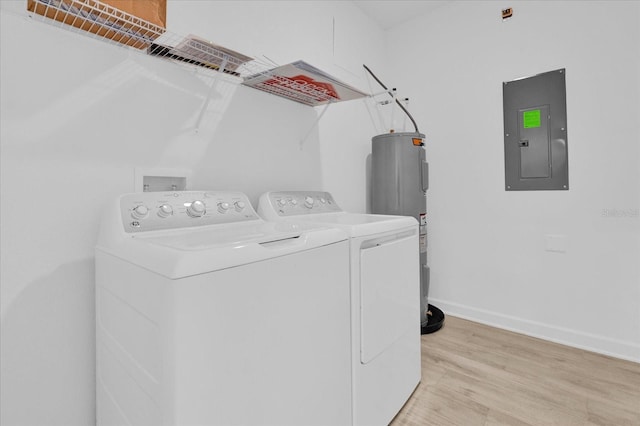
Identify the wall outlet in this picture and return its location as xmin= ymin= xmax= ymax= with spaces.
xmin=544 ymin=234 xmax=567 ymax=253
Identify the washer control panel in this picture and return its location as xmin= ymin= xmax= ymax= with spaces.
xmin=120 ymin=191 xmax=259 ymax=233
xmin=260 ymin=191 xmax=342 ymax=217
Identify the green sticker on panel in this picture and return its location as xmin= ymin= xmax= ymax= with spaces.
xmin=523 ymin=109 xmax=541 ymax=128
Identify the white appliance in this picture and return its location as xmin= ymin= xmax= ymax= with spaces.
xmin=258 ymin=191 xmax=421 ymax=426
xmin=95 ymin=190 xmax=352 ymax=426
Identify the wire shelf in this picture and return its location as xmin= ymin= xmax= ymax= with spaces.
xmin=27 ymin=0 xmax=254 ymax=77
xmin=26 ymin=0 xmax=369 ymax=106
xmin=148 ymin=32 xmax=254 ymax=77
xmin=27 ymin=0 xmax=166 ymax=49
xmin=241 ymin=60 xmax=369 ymax=107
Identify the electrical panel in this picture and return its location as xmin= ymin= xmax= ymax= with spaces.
xmin=503 ymin=69 xmax=569 ymax=191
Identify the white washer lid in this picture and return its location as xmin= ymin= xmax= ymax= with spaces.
xmin=96 ymin=221 xmax=348 ymax=279
xmin=137 ymin=221 xmax=290 ymax=250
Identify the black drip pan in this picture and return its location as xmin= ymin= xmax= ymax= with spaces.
xmin=421 ymin=304 xmax=445 ymax=335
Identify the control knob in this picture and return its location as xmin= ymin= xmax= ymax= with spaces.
xmin=187 ymin=200 xmax=206 ymax=218
xmin=304 ymin=196 xmax=315 ymax=209
xmin=234 ymin=201 xmax=246 ymax=212
xmin=131 ymin=205 xmax=149 ymax=220
xmin=218 ymin=202 xmax=230 ymax=214
xmin=157 ymin=204 xmax=173 ymax=218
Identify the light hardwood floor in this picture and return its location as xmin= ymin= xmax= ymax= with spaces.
xmin=390 ymin=316 xmax=640 ymax=426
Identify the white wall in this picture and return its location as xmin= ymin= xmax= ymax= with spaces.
xmin=0 ymin=1 xmax=384 ymax=425
xmin=165 ymin=1 xmax=390 ymax=212
xmin=386 ymin=0 xmax=640 ymax=361
xmin=3 ymin=1 xmax=637 ymax=425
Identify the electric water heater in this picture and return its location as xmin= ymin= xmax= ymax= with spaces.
xmin=371 ymin=132 xmax=442 ymax=333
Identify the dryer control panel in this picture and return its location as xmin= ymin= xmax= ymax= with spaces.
xmin=259 ymin=191 xmax=342 ymax=218
xmin=120 ymin=191 xmax=259 ymax=233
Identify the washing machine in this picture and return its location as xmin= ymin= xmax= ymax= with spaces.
xmin=95 ymin=190 xmax=352 ymax=426
xmin=257 ymin=191 xmax=421 ymax=426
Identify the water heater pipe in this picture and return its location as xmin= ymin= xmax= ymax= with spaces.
xmin=363 ymin=64 xmax=420 ymax=134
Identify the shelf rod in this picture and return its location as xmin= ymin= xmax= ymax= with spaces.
xmin=369 ymin=88 xmax=397 ymax=98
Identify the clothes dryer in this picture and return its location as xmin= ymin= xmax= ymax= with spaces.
xmin=95 ymin=190 xmax=352 ymax=426
xmin=258 ymin=191 xmax=421 ymax=426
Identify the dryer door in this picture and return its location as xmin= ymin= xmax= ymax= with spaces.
xmin=360 ymin=231 xmax=419 ymax=364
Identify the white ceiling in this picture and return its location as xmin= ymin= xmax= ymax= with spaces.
xmin=351 ymin=1 xmax=449 ymax=30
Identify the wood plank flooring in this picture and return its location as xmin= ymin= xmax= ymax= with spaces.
xmin=390 ymin=316 xmax=640 ymax=426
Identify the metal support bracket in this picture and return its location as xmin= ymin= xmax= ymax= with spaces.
xmin=300 ymin=100 xmax=333 ymax=148
xmin=194 ymin=57 xmax=228 ymax=131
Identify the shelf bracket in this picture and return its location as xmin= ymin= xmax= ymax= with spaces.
xmin=300 ymin=100 xmax=333 ymax=148
xmin=195 ymin=57 xmax=229 ymax=131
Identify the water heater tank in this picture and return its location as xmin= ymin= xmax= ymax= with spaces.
xmin=371 ymin=132 xmax=442 ymax=333
xmin=371 ymin=132 xmax=428 ymax=219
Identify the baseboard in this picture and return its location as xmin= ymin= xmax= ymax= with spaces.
xmin=429 ymin=298 xmax=640 ymax=364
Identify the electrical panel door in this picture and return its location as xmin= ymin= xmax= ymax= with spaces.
xmin=503 ymin=69 xmax=568 ymax=190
